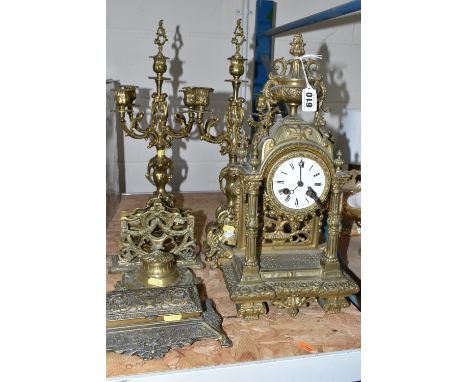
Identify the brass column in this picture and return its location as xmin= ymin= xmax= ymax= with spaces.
xmin=235 ymin=177 xmax=275 ymax=320
xmin=322 ymin=151 xmax=350 ymax=277
xmin=245 ymin=179 xmax=261 ymax=267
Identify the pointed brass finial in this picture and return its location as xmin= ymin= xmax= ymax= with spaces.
xmin=231 ymin=19 xmax=246 ymax=57
xmin=334 ymin=150 xmax=344 ymax=172
xmin=154 ymin=20 xmax=168 ymax=53
xmin=289 ymin=33 xmax=305 ymax=57
xmin=153 ymin=20 xmax=169 ymax=76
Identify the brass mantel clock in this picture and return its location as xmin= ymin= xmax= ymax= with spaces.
xmin=204 ymin=33 xmax=359 ymax=320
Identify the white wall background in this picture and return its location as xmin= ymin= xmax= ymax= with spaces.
xmin=107 ymin=0 xmax=361 ymax=193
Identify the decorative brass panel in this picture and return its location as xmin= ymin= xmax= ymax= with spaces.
xmin=261 ymin=208 xmax=322 ymax=247
xmin=106 ymin=286 xmax=231 ymax=360
xmin=259 ymin=251 xmax=322 ymax=271
xmin=106 ymin=286 xmax=202 ymax=322
xmin=115 ymin=196 xmax=201 ymax=277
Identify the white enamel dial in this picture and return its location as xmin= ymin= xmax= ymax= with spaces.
xmin=271 ymin=156 xmax=327 ymax=210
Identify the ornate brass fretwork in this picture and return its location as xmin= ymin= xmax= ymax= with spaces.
xmin=106 ymin=286 xmax=232 ymax=360
xmin=114 ymin=197 xmax=198 ymax=289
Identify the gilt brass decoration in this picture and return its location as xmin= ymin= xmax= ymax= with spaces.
xmin=202 ymin=32 xmax=359 ymax=319
xmin=113 ymin=197 xmax=198 ymax=289
xmin=111 ymin=19 xmax=204 ymax=281
xmin=175 ymin=19 xmax=249 ymax=164
xmin=108 ymin=20 xmax=231 ymax=359
xmin=342 ymin=169 xmax=361 ymax=236
xmin=106 ymin=286 xmax=232 ymax=360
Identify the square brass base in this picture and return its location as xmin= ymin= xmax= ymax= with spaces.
xmin=220 ymin=249 xmax=359 ymax=319
xmin=106 ymin=285 xmax=232 ymax=360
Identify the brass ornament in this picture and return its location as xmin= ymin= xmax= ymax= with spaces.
xmin=108 ymin=20 xmax=231 ymax=358
xmin=202 ymin=31 xmax=359 ymax=319
xmin=202 ymin=20 xmax=252 ymax=263
xmin=175 ymin=19 xmax=250 ymax=164
xmin=166 ymin=21 xmax=251 ymax=165
xmin=113 ymin=197 xmax=199 ymax=289
xmin=341 ymin=168 xmax=361 ymax=235
xmin=106 ymin=286 xmax=232 ymax=360
xmin=112 ymin=19 xmax=204 ymax=277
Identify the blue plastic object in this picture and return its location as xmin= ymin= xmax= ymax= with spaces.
xmin=252 ymin=0 xmax=274 ymax=105
xmin=262 ymin=0 xmax=361 ymax=37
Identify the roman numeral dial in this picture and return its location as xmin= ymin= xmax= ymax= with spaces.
xmin=271 ymin=155 xmax=328 ymax=211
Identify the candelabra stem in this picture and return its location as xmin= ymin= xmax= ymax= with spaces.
xmin=155 ymin=73 xmax=164 ymax=98
xmin=228 ymin=153 xmax=237 ymax=165
xmin=232 ymin=79 xmax=241 ymax=100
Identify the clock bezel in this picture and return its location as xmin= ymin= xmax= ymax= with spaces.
xmin=265 ymin=149 xmax=332 ymax=216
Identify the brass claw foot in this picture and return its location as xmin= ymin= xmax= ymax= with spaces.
xmin=288 ymin=308 xmax=299 ymax=318
xmin=272 ymin=296 xmax=314 ymax=318
xmin=318 ymin=296 xmax=350 ymax=314
xmin=236 ymin=302 xmax=267 ymax=320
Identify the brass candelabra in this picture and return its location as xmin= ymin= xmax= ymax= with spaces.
xmin=107 ymin=20 xmax=232 ymax=360
xmin=112 ymin=20 xmax=207 ymax=285
xmin=114 ymin=20 xmax=251 ymax=278
xmin=112 ymin=19 xmax=251 ymax=284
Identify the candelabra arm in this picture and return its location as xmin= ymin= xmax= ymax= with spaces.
xmin=198 ymin=113 xmax=231 ymax=155
xmin=170 ymin=111 xmax=196 ymax=139
xmin=118 ymin=111 xmax=147 ymax=140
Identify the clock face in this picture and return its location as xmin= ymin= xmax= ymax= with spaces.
xmin=271 ymin=155 xmax=328 ymax=211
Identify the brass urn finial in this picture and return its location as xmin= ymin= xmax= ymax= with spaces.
xmin=289 ymin=33 xmax=306 ymax=57
xmin=154 ymin=20 xmax=168 ymax=53
xmin=231 ymin=18 xmax=246 ymax=58
xmin=334 ymin=150 xmax=344 ymax=171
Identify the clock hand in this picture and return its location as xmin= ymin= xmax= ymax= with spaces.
xmin=299 ymin=160 xmax=304 ymax=182
xmin=279 ymin=188 xmax=291 ymax=195
xmin=291 ymin=179 xmax=305 ymax=194
xmin=306 ymin=186 xmax=325 ymax=211
xmin=290 ymin=184 xmax=299 ymax=194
